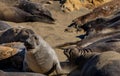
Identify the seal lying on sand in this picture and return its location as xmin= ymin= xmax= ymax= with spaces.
xmin=65 ymin=0 xmax=120 ymax=32
xmin=0 ymin=70 xmax=46 ymax=76
xmin=64 ymin=48 xmax=120 ymax=76
xmin=73 ymin=0 xmax=120 ymax=25
xmin=0 ymin=1 xmax=55 ymax=23
xmin=62 ymin=31 xmax=120 ymax=55
xmin=16 ymin=0 xmax=55 ymax=23
xmin=78 ymin=14 xmax=120 ymax=38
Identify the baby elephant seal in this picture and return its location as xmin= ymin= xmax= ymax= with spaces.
xmin=26 ymin=35 xmax=62 ymax=75
xmin=0 ymin=70 xmax=46 ymax=76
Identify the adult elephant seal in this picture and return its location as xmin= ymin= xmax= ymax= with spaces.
xmin=15 ymin=0 xmax=55 ymax=23
xmin=0 ymin=21 xmax=11 ymax=31
xmin=64 ymin=48 xmax=120 ymax=76
xmin=26 ymin=35 xmax=62 ymax=75
xmin=0 ymin=27 xmax=36 ymax=49
xmin=0 ymin=2 xmax=34 ymax=23
xmin=0 ymin=70 xmax=46 ymax=76
xmin=0 ymin=1 xmax=54 ymax=23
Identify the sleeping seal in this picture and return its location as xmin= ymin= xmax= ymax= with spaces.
xmin=0 ymin=1 xmax=55 ymax=23
xmin=16 ymin=0 xmax=55 ymax=23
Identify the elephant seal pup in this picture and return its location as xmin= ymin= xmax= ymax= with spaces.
xmin=64 ymin=48 xmax=120 ymax=76
xmin=26 ymin=35 xmax=62 ymax=75
xmin=0 ymin=21 xmax=11 ymax=31
xmin=0 ymin=70 xmax=46 ymax=76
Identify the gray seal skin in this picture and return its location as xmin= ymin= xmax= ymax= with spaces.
xmin=0 ymin=21 xmax=11 ymax=31
xmin=26 ymin=35 xmax=62 ymax=75
xmin=0 ymin=70 xmax=46 ymax=76
xmin=79 ymin=13 xmax=120 ymax=38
